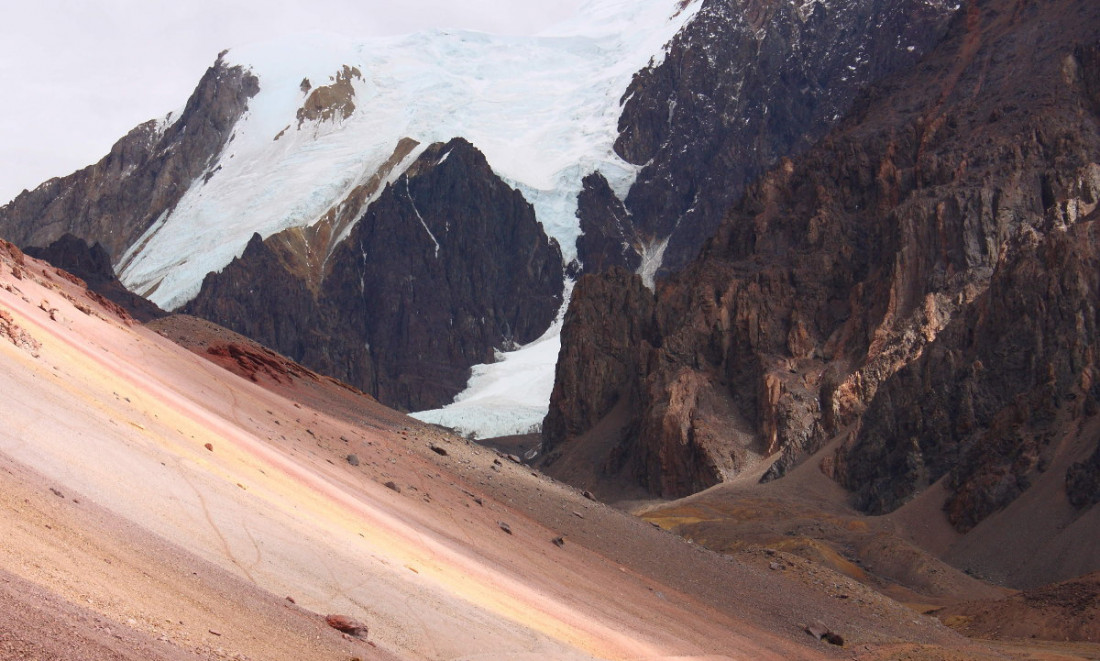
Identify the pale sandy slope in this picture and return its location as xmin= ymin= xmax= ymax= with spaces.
xmin=0 ymin=243 xmax=990 ymax=660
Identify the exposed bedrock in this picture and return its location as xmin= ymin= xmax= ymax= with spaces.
xmin=545 ymin=0 xmax=1100 ymax=523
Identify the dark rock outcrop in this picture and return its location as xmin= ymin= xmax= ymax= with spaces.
xmin=596 ymin=0 xmax=958 ymax=276
xmin=545 ymin=0 xmax=1100 ymax=516
xmin=186 ymin=138 xmax=563 ymax=411
xmin=575 ymin=174 xmax=641 ymax=274
xmin=23 ymin=235 xmax=165 ymax=322
xmin=183 ymin=233 xmax=320 ymax=371
xmin=0 ymin=55 xmax=258 ymax=262
xmin=1067 ymin=446 xmax=1100 ymax=509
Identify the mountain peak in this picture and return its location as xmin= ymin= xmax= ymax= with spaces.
xmin=100 ymin=0 xmax=699 ymax=311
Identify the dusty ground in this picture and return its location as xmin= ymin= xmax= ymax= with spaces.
xmin=0 ymin=247 xmax=837 ymax=660
xmin=633 ymin=431 xmax=1100 ymax=659
xmin=936 ymin=573 xmax=1100 ymax=643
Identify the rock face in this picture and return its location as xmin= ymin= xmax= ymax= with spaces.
xmin=543 ymin=267 xmax=657 ymax=456
xmin=0 ymin=55 xmax=257 ymax=261
xmin=545 ymin=0 xmax=1100 ymax=519
xmin=185 ymin=138 xmax=563 ymax=411
xmin=838 ymin=216 xmax=1100 ymax=528
xmin=1067 ymin=445 xmax=1100 ymax=509
xmin=587 ymin=0 xmax=958 ymax=275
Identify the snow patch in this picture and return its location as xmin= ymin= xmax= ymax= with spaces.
xmin=404 ymin=176 xmax=440 ymax=258
xmin=411 ymin=281 xmax=574 ymax=439
xmin=637 ymin=236 xmax=669 ymax=290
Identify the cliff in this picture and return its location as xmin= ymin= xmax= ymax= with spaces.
xmin=545 ymin=0 xmax=1100 ymax=528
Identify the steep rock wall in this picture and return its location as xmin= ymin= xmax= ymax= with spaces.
xmin=546 ymin=0 xmax=1100 ymax=515
xmin=598 ymin=0 xmax=957 ymax=275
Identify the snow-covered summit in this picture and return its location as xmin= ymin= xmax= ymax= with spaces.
xmin=117 ymin=0 xmax=701 ymax=311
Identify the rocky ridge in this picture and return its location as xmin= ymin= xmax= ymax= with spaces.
xmin=836 ymin=214 xmax=1100 ymax=527
xmin=0 ymin=55 xmax=257 ymax=262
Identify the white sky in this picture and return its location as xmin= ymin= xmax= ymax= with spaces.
xmin=0 ymin=0 xmax=584 ymax=205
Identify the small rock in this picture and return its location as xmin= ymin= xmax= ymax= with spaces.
xmin=551 ymin=536 xmax=565 ymax=548
xmin=208 ymin=629 xmax=222 ymax=636
xmin=582 ymin=490 xmax=595 ymax=501
xmin=346 ymin=454 xmax=360 ymax=466
xmin=325 ymin=614 xmax=368 ymax=639
xmin=429 ymin=443 xmax=448 ymax=456
xmin=498 ymin=521 xmax=513 ymax=535
xmin=285 ymin=595 xmax=296 ymax=604
xmin=805 ymin=621 xmax=843 ymax=646
xmin=769 ymin=562 xmax=780 ymax=571
xmin=49 ymin=487 xmax=64 ymax=498
xmin=204 ymin=443 xmax=214 ymax=451
xmin=384 ymin=481 xmax=401 ymax=493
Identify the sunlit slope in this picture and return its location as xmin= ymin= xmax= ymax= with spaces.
xmin=0 ymin=243 xmax=826 ymax=659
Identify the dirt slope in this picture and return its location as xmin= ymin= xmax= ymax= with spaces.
xmin=0 ymin=241 xmax=920 ymax=660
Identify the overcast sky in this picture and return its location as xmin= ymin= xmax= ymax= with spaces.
xmin=0 ymin=0 xmax=584 ymax=205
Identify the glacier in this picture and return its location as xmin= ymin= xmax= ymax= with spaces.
xmin=116 ymin=0 xmax=702 ymax=437
xmin=118 ymin=0 xmax=700 ymax=310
